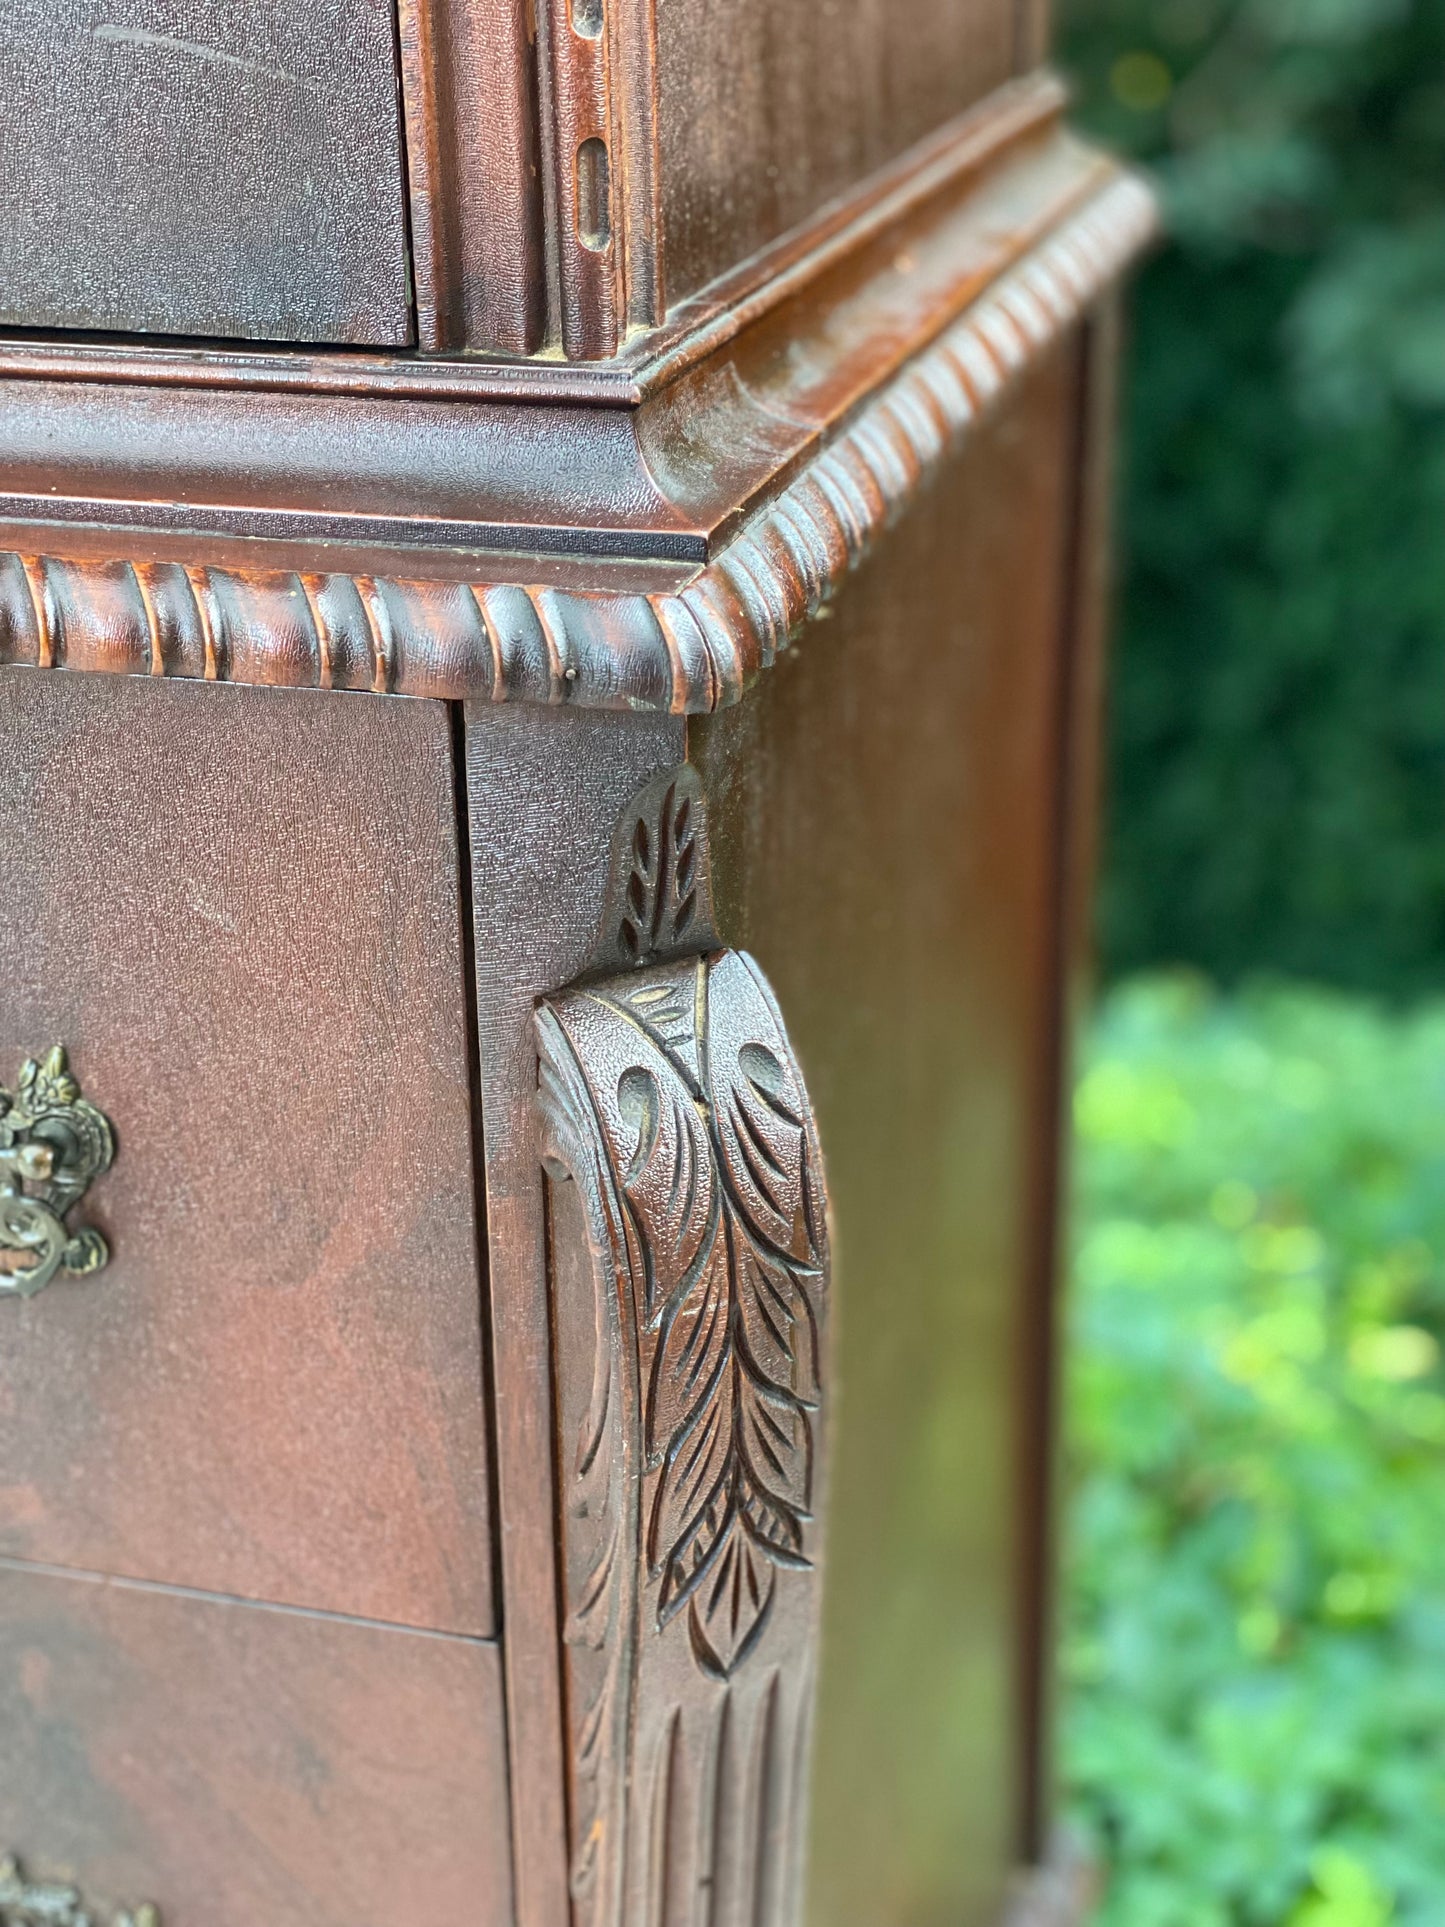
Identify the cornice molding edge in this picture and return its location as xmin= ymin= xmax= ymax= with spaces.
xmin=0 ymin=169 xmax=1156 ymax=713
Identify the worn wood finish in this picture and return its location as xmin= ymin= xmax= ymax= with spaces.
xmin=0 ymin=70 xmax=1070 ymax=405
xmin=0 ymin=113 xmax=1141 ymax=554
xmin=540 ymin=0 xmax=625 ymax=358
xmin=692 ymin=345 xmax=1081 ymax=1926
xmin=654 ymin=0 xmax=1020 ymax=309
xmin=0 ymin=1563 xmax=512 ymax=1927
xmin=0 ymin=1 xmax=411 ymax=346
xmin=0 ymin=0 xmax=1068 ymax=364
xmin=0 ymin=670 xmax=495 ymax=1636
xmin=0 ymin=36 xmax=1149 ymax=1918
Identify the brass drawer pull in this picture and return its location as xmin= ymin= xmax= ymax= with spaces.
xmin=0 ymin=1854 xmax=156 ymax=1927
xmin=0 ymin=1048 xmax=115 ymax=1300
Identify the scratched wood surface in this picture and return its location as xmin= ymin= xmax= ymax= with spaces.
xmin=0 ymin=1 xmax=411 ymax=344
xmin=0 ymin=669 xmax=495 ymax=1636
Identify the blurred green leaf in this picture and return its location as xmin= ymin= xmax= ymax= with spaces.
xmin=1063 ymin=0 xmax=1445 ymax=991
xmin=1063 ymin=976 xmax=1445 ymax=1924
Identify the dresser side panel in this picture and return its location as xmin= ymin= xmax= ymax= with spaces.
xmin=654 ymin=0 xmax=1019 ymax=310
xmin=691 ymin=344 xmax=1081 ymax=1925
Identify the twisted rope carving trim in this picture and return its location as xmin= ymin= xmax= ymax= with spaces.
xmin=0 ymin=173 xmax=1155 ymax=715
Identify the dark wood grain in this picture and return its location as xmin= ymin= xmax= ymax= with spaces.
xmin=0 ymin=669 xmax=494 ymax=1636
xmin=653 ymin=0 xmax=1020 ymax=309
xmin=691 ymin=345 xmax=1081 ymax=1926
xmin=0 ymin=1563 xmax=512 ymax=1927
xmin=0 ymin=1 xmax=411 ymax=346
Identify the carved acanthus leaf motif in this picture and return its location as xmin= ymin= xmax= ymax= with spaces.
xmin=541 ymin=952 xmax=828 ymax=1683
xmin=598 ymin=765 xmax=717 ymax=975
xmin=619 ymin=776 xmax=700 ymax=965
xmin=539 ymin=767 xmax=830 ymax=1927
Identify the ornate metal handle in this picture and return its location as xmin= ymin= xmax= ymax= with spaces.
xmin=0 ymin=1854 xmax=156 ymax=1927
xmin=0 ymin=1048 xmax=115 ymax=1300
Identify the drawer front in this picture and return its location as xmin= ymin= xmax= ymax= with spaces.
xmin=0 ymin=1563 xmax=512 ymax=1927
xmin=0 ymin=1 xmax=411 ymax=345
xmin=0 ymin=669 xmax=494 ymax=1636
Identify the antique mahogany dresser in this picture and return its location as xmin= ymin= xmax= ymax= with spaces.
xmin=0 ymin=3 xmax=1151 ymax=1923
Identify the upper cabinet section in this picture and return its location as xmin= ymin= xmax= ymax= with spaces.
xmin=0 ymin=0 xmax=413 ymax=346
xmin=652 ymin=0 xmax=1021 ymax=310
xmin=532 ymin=0 xmax=1035 ymax=357
xmin=0 ymin=0 xmax=1040 ymax=362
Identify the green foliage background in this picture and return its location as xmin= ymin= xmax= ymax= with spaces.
xmin=1057 ymin=0 xmax=1445 ymax=1913
xmin=1063 ymin=0 xmax=1445 ymax=990
xmin=1066 ymin=979 xmax=1445 ymax=1924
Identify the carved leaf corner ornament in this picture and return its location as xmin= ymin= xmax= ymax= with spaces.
xmin=536 ymin=768 xmax=831 ymax=1926
xmin=541 ymin=948 xmax=828 ymax=1679
xmin=0 ymin=1048 xmax=115 ymax=1299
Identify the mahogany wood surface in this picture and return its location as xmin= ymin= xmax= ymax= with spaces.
xmin=0 ymin=101 xmax=1126 ymax=550
xmin=399 ymin=0 xmax=545 ymax=355
xmin=464 ymin=706 xmax=689 ymax=1927
xmin=0 ymin=71 xmax=1076 ymax=408
xmin=694 ymin=345 xmax=1081 ymax=1925
xmin=0 ymin=1563 xmax=512 ymax=1926
xmin=654 ymin=0 xmax=1020 ymax=309
xmin=450 ymin=335 xmax=1113 ymax=1927
xmin=0 ymin=1 xmax=411 ymax=346
xmin=0 ymin=670 xmax=495 ymax=1636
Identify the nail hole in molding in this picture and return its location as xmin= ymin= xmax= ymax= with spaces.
xmin=572 ymin=0 xmax=603 ymax=34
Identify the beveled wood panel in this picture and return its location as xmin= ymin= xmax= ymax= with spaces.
xmin=654 ymin=0 xmax=1021 ymax=309
xmin=0 ymin=1 xmax=411 ymax=345
xmin=692 ymin=343 xmax=1081 ymax=1925
xmin=0 ymin=670 xmax=494 ymax=1636
xmin=0 ymin=1563 xmax=512 ymax=1926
